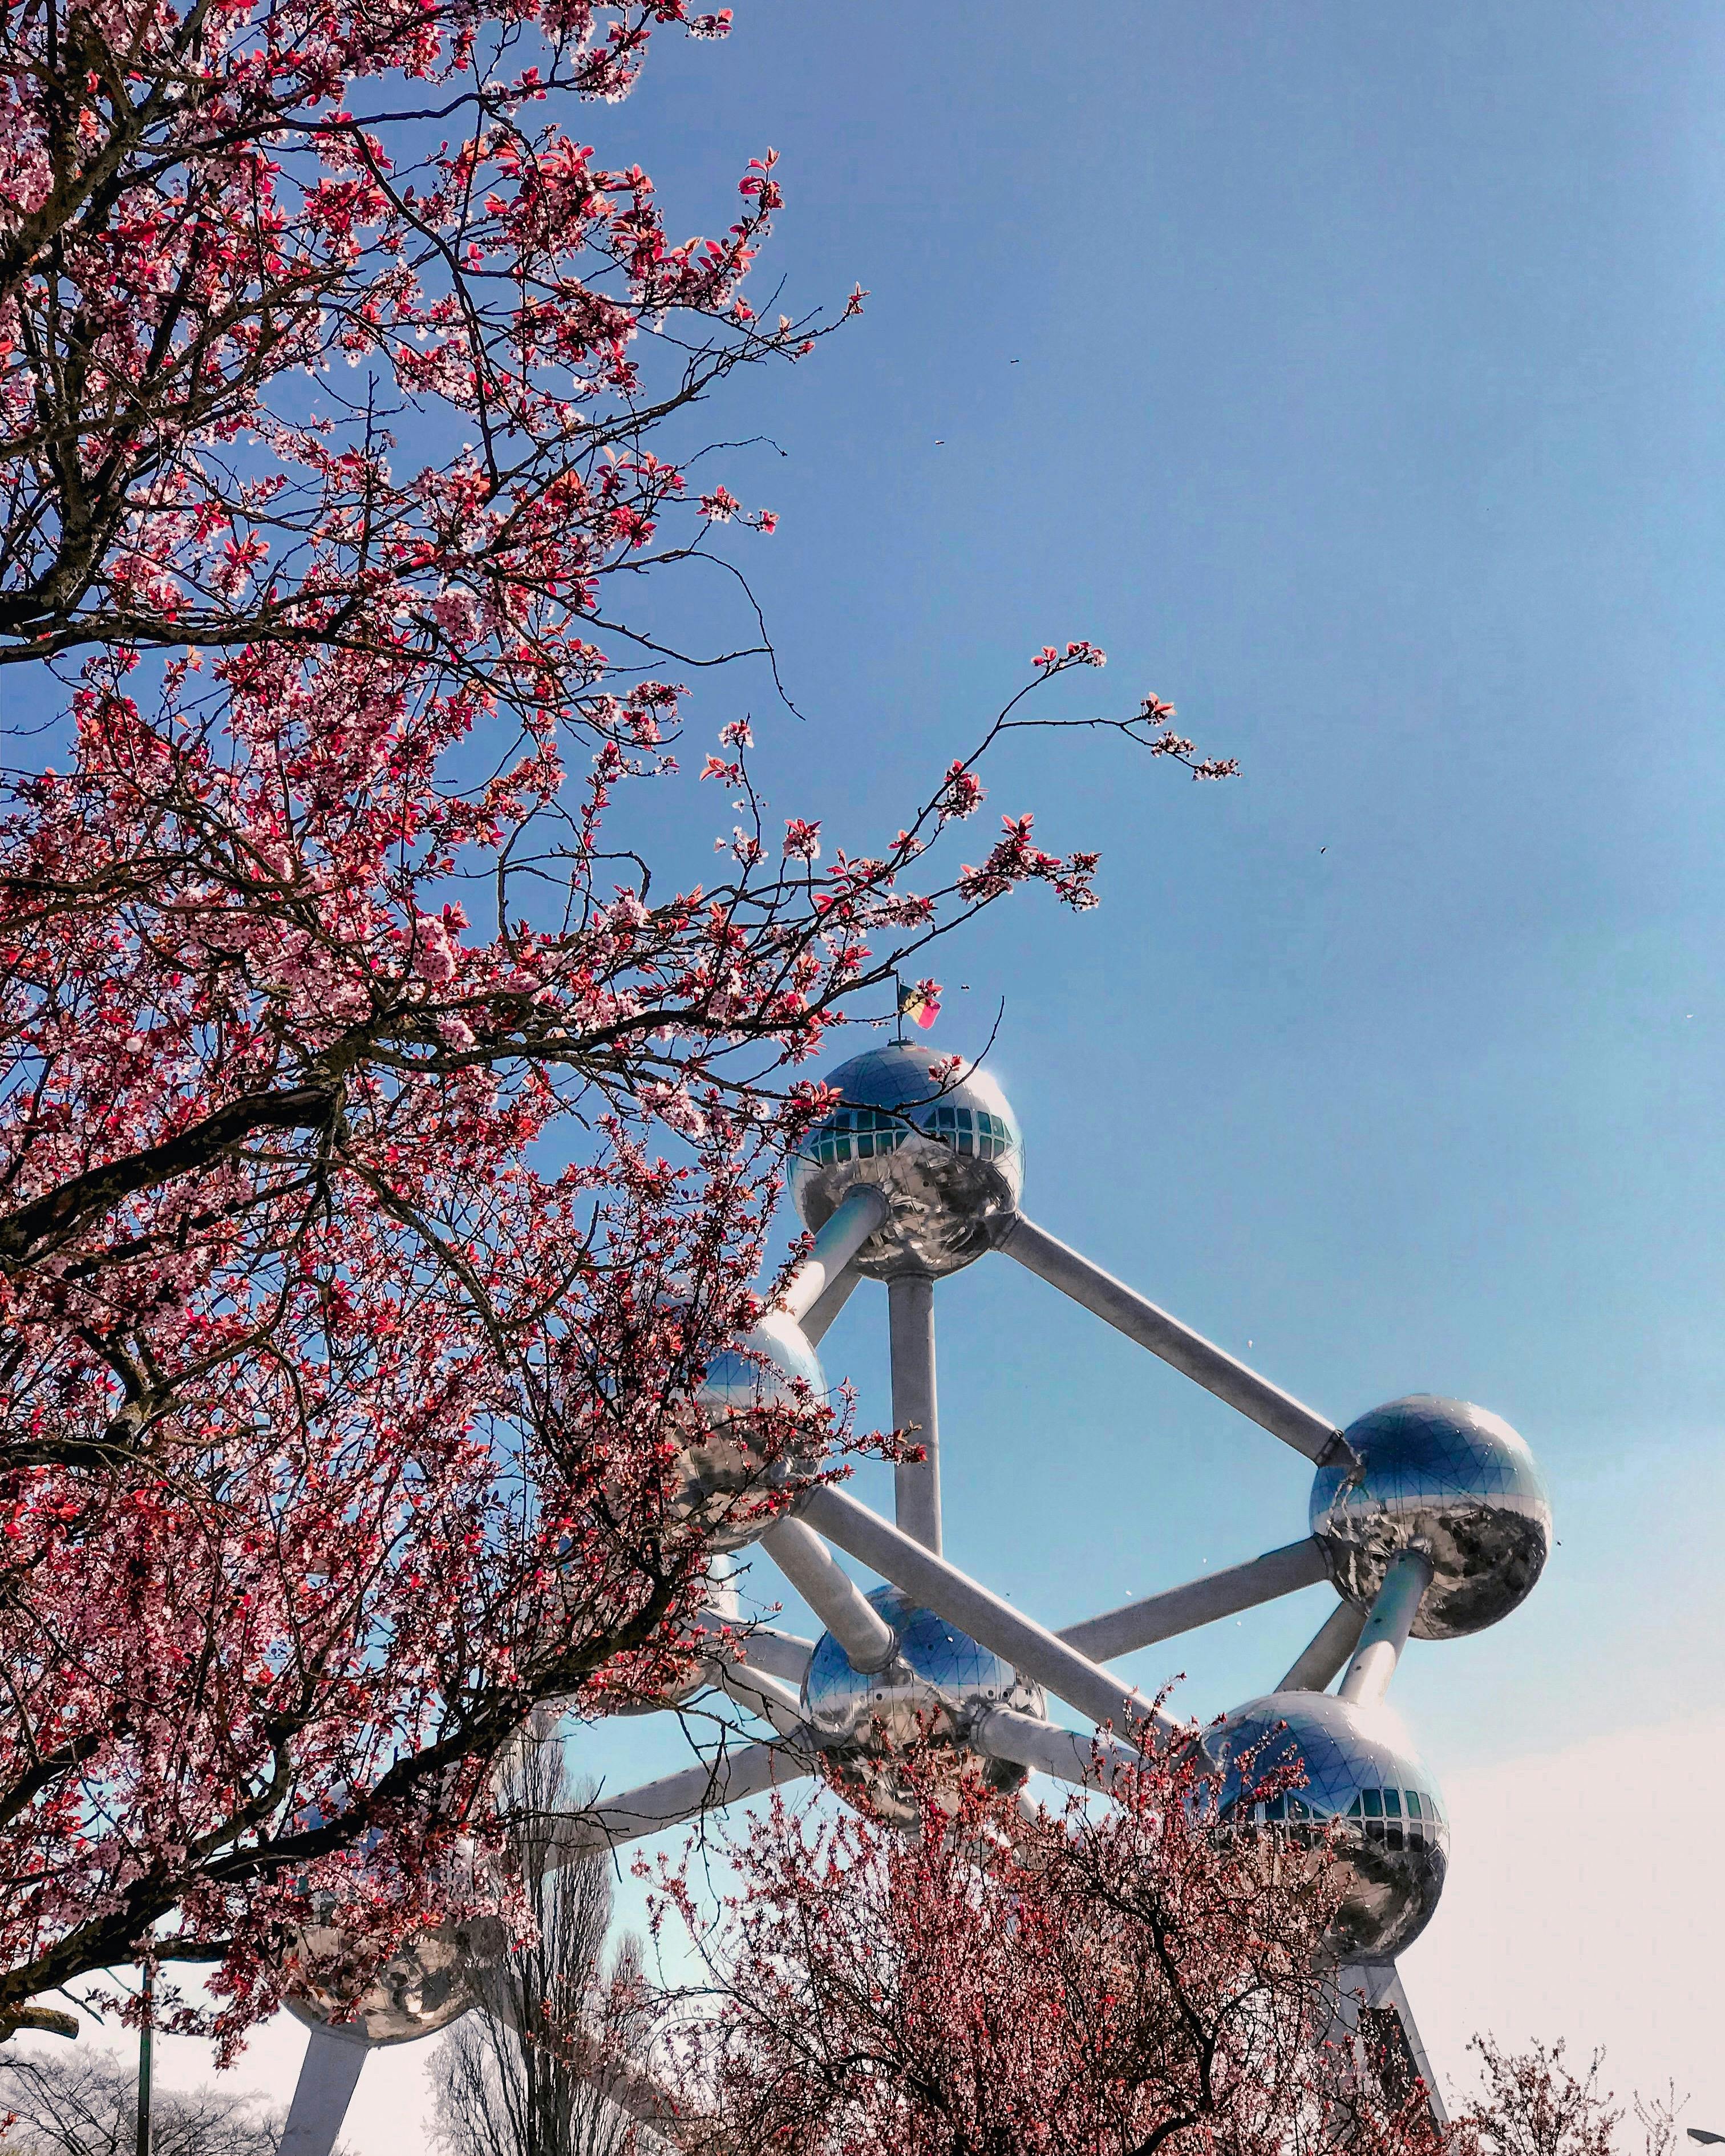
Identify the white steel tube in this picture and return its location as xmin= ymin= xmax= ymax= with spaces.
xmin=999 ymin=1216 xmax=1348 ymax=1466
xmin=888 ymin=1272 xmax=941 ymax=1551
xmin=973 ymin=1706 xmax=1143 ymax=1793
xmin=552 ymin=1740 xmax=815 ymax=1863
xmin=801 ymin=1262 xmax=861 ymax=1345
xmin=712 ymin=1659 xmax=809 ymax=1738
xmin=762 ymin=1516 xmax=898 ymax=1670
xmin=1337 ymin=1551 xmax=1432 ymax=1709
xmin=800 ymin=1485 xmax=1172 ymax=1741
xmin=781 ymin=1186 xmax=890 ymax=1321
xmin=693 ymin=1616 xmax=815 ymax=1685
xmin=1277 ymin=1599 xmax=1366 ymax=1693
xmin=1058 ymin=1539 xmax=1329 ymax=1662
xmin=279 ymin=2026 xmax=371 ymax=2156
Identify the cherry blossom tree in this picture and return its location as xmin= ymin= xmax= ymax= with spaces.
xmin=646 ymin=1738 xmax=1435 ymax=2156
xmin=0 ymin=0 xmax=1236 ymax=2058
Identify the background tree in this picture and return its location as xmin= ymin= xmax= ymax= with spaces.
xmin=0 ymin=2044 xmax=299 ymax=2156
xmin=1453 ymin=2038 xmax=1682 ymax=2156
xmin=0 ymin=0 xmax=1230 ymax=2053
xmin=431 ymin=1734 xmax=651 ymax=2156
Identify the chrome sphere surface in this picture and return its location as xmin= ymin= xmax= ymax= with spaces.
xmin=1311 ymin=1395 xmax=1552 ymax=1640
xmin=285 ymin=1909 xmax=507 ymax=2044
xmin=1205 ymin=1692 xmax=1448 ymax=1965
xmin=801 ymin=1584 xmax=1045 ymax=1827
xmin=787 ymin=1044 xmax=1023 ymax=1279
xmin=670 ymin=1309 xmax=826 ymax=1552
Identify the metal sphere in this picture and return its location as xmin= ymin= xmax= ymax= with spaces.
xmin=1205 ymin=1692 xmax=1448 ymax=1965
xmin=669 ymin=1309 xmax=827 ymax=1553
xmin=801 ymin=1585 xmax=1045 ymax=1827
xmin=285 ymin=1909 xmax=507 ymax=2045
xmin=1311 ymin=1395 xmax=1552 ymax=1640
xmin=787 ymin=1044 xmax=1024 ymax=1279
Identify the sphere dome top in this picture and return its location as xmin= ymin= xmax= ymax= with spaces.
xmin=788 ymin=1042 xmax=1023 ymax=1279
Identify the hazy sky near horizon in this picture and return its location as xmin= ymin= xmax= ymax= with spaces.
xmin=37 ymin=2 xmax=1725 ymax=2140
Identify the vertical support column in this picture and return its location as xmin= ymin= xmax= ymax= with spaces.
xmin=888 ymin=1271 xmax=940 ymax=1553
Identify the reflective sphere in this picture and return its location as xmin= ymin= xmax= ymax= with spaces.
xmin=285 ymin=1909 xmax=507 ymax=2045
xmin=1205 ymin=1692 xmax=1448 ymax=1964
xmin=670 ymin=1309 xmax=826 ymax=1552
xmin=787 ymin=1045 xmax=1023 ymax=1279
xmin=1311 ymin=1395 xmax=1552 ymax=1640
xmin=801 ymin=1585 xmax=1045 ymax=1827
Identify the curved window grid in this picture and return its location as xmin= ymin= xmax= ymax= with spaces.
xmin=1235 ymin=1787 xmax=1438 ymax=1852
xmin=808 ymin=1103 xmax=1013 ymax=1167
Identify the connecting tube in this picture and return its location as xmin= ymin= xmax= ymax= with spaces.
xmin=1337 ymin=1548 xmax=1432 ymax=1709
xmin=781 ymin=1185 xmax=891 ymax=1323
xmin=760 ymin=1515 xmax=898 ymax=1673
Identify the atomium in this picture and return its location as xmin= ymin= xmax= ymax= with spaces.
xmin=279 ymin=1033 xmax=1548 ymax=2154
xmin=787 ymin=1042 xmax=1023 ymax=1279
xmin=1311 ymin=1395 xmax=1552 ymax=1639
xmin=801 ymin=1584 xmax=1046 ymax=1827
xmin=1205 ymin=1692 xmax=1449 ymax=1964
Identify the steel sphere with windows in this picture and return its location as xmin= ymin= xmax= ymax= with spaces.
xmin=669 ymin=1309 xmax=827 ymax=1552
xmin=1205 ymin=1692 xmax=1449 ymax=1965
xmin=787 ymin=1043 xmax=1024 ymax=1279
xmin=1310 ymin=1395 xmax=1552 ymax=1640
xmin=801 ymin=1584 xmax=1046 ymax=1827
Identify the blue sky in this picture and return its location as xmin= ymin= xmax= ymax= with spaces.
xmin=46 ymin=2 xmax=1725 ymax=2136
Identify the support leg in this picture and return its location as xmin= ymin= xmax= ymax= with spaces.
xmin=888 ymin=1272 xmax=941 ymax=1551
xmin=279 ymin=2025 xmax=370 ymax=2156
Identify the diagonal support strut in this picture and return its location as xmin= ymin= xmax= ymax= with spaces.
xmin=999 ymin=1215 xmax=1350 ymax=1466
xmin=1058 ymin=1539 xmax=1330 ymax=1662
xmin=800 ymin=1484 xmax=1173 ymax=1741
